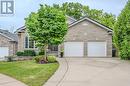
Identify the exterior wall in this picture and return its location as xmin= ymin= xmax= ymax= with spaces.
xmin=17 ymin=30 xmax=38 ymax=52
xmin=63 ymin=20 xmax=112 ymax=57
xmin=0 ymin=34 xmax=17 ymax=55
xmin=17 ymin=32 xmax=26 ymax=51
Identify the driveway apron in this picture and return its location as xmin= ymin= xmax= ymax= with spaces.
xmin=45 ymin=58 xmax=130 ymax=86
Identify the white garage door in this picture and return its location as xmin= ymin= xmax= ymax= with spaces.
xmin=64 ymin=42 xmax=84 ymax=57
xmin=88 ymin=42 xmax=107 ymax=57
xmin=0 ymin=47 xmax=9 ymax=61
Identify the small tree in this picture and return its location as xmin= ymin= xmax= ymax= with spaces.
xmin=114 ymin=0 xmax=130 ymax=59
xmin=25 ymin=5 xmax=67 ymax=60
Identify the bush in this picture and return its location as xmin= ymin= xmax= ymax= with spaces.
xmin=119 ymin=39 xmax=130 ymax=60
xmin=38 ymin=51 xmax=44 ymax=55
xmin=5 ymin=56 xmax=16 ymax=62
xmin=16 ymin=50 xmax=36 ymax=56
xmin=47 ymin=55 xmax=57 ymax=63
xmin=34 ymin=55 xmax=47 ymax=63
xmin=23 ymin=50 xmax=36 ymax=56
xmin=16 ymin=52 xmax=24 ymax=56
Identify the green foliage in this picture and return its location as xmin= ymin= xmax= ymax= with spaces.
xmin=38 ymin=50 xmax=44 ymax=55
xmin=61 ymin=2 xmax=83 ymax=19
xmin=16 ymin=50 xmax=36 ymax=56
xmin=114 ymin=0 xmax=130 ymax=59
xmin=23 ymin=50 xmax=36 ymax=56
xmin=53 ymin=2 xmax=116 ymax=29
xmin=34 ymin=55 xmax=45 ymax=63
xmin=25 ymin=5 xmax=68 ymax=58
xmin=47 ymin=55 xmax=57 ymax=63
xmin=119 ymin=38 xmax=130 ymax=59
xmin=100 ymin=13 xmax=116 ymax=29
xmin=26 ymin=5 xmax=67 ymax=45
xmin=16 ymin=51 xmax=24 ymax=56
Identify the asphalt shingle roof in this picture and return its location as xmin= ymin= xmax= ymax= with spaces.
xmin=0 ymin=29 xmax=18 ymax=42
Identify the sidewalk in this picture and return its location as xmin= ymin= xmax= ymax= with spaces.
xmin=44 ymin=58 xmax=68 ymax=86
xmin=0 ymin=74 xmax=27 ymax=86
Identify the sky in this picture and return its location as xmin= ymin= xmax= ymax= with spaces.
xmin=0 ymin=0 xmax=128 ymax=32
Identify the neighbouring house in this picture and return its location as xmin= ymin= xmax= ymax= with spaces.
xmin=0 ymin=29 xmax=18 ymax=61
xmin=0 ymin=16 xmax=112 ymax=60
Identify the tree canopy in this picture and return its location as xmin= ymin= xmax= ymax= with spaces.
xmin=52 ymin=2 xmax=116 ymax=29
xmin=25 ymin=5 xmax=67 ymax=58
xmin=114 ymin=0 xmax=130 ymax=59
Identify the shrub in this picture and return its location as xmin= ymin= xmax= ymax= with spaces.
xmin=34 ymin=55 xmax=47 ymax=63
xmin=47 ymin=55 xmax=57 ymax=63
xmin=38 ymin=50 xmax=44 ymax=55
xmin=16 ymin=52 xmax=24 ymax=56
xmin=16 ymin=50 xmax=36 ymax=56
xmin=119 ymin=39 xmax=130 ymax=60
xmin=23 ymin=50 xmax=36 ymax=56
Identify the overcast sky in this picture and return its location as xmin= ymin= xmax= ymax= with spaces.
xmin=0 ymin=0 xmax=128 ymax=32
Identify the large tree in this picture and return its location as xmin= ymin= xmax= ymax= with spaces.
xmin=114 ymin=0 xmax=130 ymax=59
xmin=53 ymin=2 xmax=116 ymax=29
xmin=25 ymin=5 xmax=67 ymax=59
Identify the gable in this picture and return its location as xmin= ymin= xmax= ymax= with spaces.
xmin=65 ymin=20 xmax=112 ymax=42
xmin=69 ymin=17 xmax=112 ymax=33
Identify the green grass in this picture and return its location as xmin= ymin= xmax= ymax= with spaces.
xmin=0 ymin=60 xmax=59 ymax=86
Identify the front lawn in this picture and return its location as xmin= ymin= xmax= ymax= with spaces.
xmin=0 ymin=60 xmax=59 ymax=86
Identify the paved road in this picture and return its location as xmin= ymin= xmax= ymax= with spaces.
xmin=45 ymin=58 xmax=130 ymax=86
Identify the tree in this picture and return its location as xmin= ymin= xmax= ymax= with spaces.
xmin=53 ymin=2 xmax=116 ymax=29
xmin=25 ymin=5 xmax=67 ymax=60
xmin=61 ymin=2 xmax=83 ymax=19
xmin=114 ymin=0 xmax=130 ymax=59
xmin=88 ymin=9 xmax=103 ymax=21
xmin=100 ymin=13 xmax=116 ymax=29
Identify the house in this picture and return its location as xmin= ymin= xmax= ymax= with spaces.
xmin=0 ymin=16 xmax=112 ymax=60
xmin=62 ymin=17 xmax=112 ymax=57
xmin=0 ymin=29 xmax=18 ymax=61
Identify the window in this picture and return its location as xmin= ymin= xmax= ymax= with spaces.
xmin=25 ymin=37 xmax=28 ymax=48
xmin=29 ymin=39 xmax=34 ymax=48
xmin=48 ymin=45 xmax=58 ymax=51
xmin=25 ymin=36 xmax=35 ymax=49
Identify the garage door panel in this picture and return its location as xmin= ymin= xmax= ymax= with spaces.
xmin=64 ymin=42 xmax=84 ymax=57
xmin=0 ymin=47 xmax=9 ymax=61
xmin=88 ymin=42 xmax=106 ymax=57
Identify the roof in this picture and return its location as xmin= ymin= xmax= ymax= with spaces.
xmin=66 ymin=15 xmax=77 ymax=21
xmin=14 ymin=26 xmax=26 ymax=33
xmin=69 ymin=16 xmax=113 ymax=32
xmin=0 ymin=29 xmax=18 ymax=42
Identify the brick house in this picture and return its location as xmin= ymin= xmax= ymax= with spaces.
xmin=0 ymin=16 xmax=112 ymax=60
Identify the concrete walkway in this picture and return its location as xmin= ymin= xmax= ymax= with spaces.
xmin=44 ymin=58 xmax=68 ymax=86
xmin=0 ymin=74 xmax=27 ymax=86
xmin=45 ymin=58 xmax=130 ymax=86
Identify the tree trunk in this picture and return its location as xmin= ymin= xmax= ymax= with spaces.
xmin=44 ymin=45 xmax=48 ymax=61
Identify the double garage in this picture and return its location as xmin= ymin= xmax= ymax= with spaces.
xmin=64 ymin=42 xmax=107 ymax=57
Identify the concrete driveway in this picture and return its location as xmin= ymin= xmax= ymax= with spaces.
xmin=45 ymin=58 xmax=130 ymax=86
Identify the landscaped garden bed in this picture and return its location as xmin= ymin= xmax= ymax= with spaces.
xmin=0 ymin=60 xmax=59 ymax=86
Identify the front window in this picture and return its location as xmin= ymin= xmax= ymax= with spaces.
xmin=48 ymin=45 xmax=58 ymax=51
xmin=25 ymin=36 xmax=35 ymax=49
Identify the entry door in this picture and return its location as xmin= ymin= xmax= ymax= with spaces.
xmin=0 ymin=47 xmax=9 ymax=61
xmin=87 ymin=42 xmax=106 ymax=57
xmin=64 ymin=42 xmax=84 ymax=57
